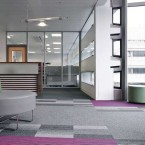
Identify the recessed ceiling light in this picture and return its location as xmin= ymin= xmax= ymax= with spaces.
xmin=45 ymin=35 xmax=48 ymax=38
xmin=53 ymin=48 xmax=61 ymax=49
xmin=37 ymin=21 xmax=47 ymax=27
xmin=54 ymin=52 xmax=60 ymax=53
xmin=53 ymin=42 xmax=61 ymax=45
xmin=7 ymin=36 xmax=11 ymax=39
xmin=7 ymin=35 xmax=14 ymax=39
xmin=52 ymin=34 xmax=61 ymax=37
xmin=48 ymin=51 xmax=51 ymax=53
xmin=47 ymin=48 xmax=51 ymax=50
xmin=46 ymin=44 xmax=50 ymax=46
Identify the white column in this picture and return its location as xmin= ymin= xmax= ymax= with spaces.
xmin=95 ymin=0 xmax=114 ymax=100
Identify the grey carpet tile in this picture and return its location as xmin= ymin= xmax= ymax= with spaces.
xmin=35 ymin=129 xmax=74 ymax=138
xmin=73 ymin=125 xmax=108 ymax=130
xmin=96 ymin=111 xmax=145 ymax=140
xmin=37 ymin=99 xmax=57 ymax=102
xmin=36 ymin=102 xmax=74 ymax=106
xmin=74 ymin=134 xmax=114 ymax=139
xmin=74 ymin=129 xmax=111 ymax=135
xmin=8 ymin=123 xmax=41 ymax=131
xmin=40 ymin=125 xmax=73 ymax=130
xmin=0 ymin=130 xmax=37 ymax=136
xmin=117 ymin=139 xmax=145 ymax=144
xmin=32 ymin=106 xmax=74 ymax=125
xmin=95 ymin=110 xmax=144 ymax=112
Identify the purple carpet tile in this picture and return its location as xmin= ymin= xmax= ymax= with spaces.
xmin=91 ymin=100 xmax=145 ymax=107
xmin=0 ymin=136 xmax=117 ymax=145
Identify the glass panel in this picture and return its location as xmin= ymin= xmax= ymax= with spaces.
xmin=112 ymin=8 xmax=121 ymax=25
xmin=81 ymin=11 xmax=94 ymax=39
xmin=114 ymin=71 xmax=121 ymax=88
xmin=113 ymin=40 xmax=121 ymax=57
xmin=7 ymin=32 xmax=27 ymax=45
xmin=63 ymin=32 xmax=79 ymax=87
xmin=128 ymin=6 xmax=145 ymax=85
xmin=12 ymin=51 xmax=22 ymax=62
xmin=28 ymin=32 xmax=45 ymax=84
xmin=82 ymin=41 xmax=94 ymax=60
xmin=128 ymin=0 xmax=145 ymax=3
xmin=45 ymin=32 xmax=62 ymax=87
xmin=81 ymin=72 xmax=94 ymax=85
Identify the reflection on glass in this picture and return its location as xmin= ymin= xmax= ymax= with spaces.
xmin=113 ymin=8 xmax=121 ymax=25
xmin=12 ymin=51 xmax=22 ymax=62
xmin=82 ymin=41 xmax=94 ymax=60
xmin=114 ymin=71 xmax=121 ymax=88
xmin=81 ymin=72 xmax=94 ymax=85
xmin=81 ymin=11 xmax=94 ymax=39
xmin=7 ymin=32 xmax=27 ymax=45
xmin=28 ymin=32 xmax=45 ymax=84
xmin=63 ymin=32 xmax=79 ymax=87
xmin=45 ymin=32 xmax=62 ymax=87
xmin=28 ymin=32 xmax=44 ymax=62
xmin=113 ymin=40 xmax=121 ymax=56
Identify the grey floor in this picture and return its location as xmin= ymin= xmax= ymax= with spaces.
xmin=37 ymin=88 xmax=91 ymax=100
xmin=1 ymin=89 xmax=145 ymax=145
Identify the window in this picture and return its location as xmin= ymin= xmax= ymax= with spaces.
xmin=7 ymin=32 xmax=27 ymax=45
xmin=128 ymin=6 xmax=145 ymax=85
xmin=114 ymin=71 xmax=121 ymax=88
xmin=112 ymin=8 xmax=121 ymax=25
xmin=112 ymin=40 xmax=121 ymax=57
xmin=81 ymin=72 xmax=94 ymax=85
xmin=81 ymin=41 xmax=94 ymax=60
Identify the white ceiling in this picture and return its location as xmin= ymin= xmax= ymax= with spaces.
xmin=0 ymin=0 xmax=101 ymax=31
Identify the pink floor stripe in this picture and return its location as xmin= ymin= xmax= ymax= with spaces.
xmin=91 ymin=100 xmax=145 ymax=107
xmin=0 ymin=136 xmax=117 ymax=145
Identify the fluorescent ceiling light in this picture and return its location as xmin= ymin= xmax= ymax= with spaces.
xmin=37 ymin=21 xmax=47 ymax=27
xmin=51 ymin=34 xmax=61 ymax=37
xmin=47 ymin=48 xmax=51 ymax=50
xmin=48 ymin=51 xmax=51 ymax=53
xmin=46 ymin=44 xmax=50 ymax=46
xmin=28 ymin=51 xmax=36 ymax=54
xmin=53 ymin=48 xmax=61 ymax=49
xmin=26 ymin=16 xmax=68 ymax=22
xmin=53 ymin=42 xmax=61 ymax=45
xmin=54 ymin=52 xmax=60 ymax=53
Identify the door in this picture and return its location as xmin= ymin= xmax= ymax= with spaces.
xmin=7 ymin=46 xmax=27 ymax=62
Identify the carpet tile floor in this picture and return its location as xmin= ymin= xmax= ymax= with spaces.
xmin=1 ymin=98 xmax=145 ymax=145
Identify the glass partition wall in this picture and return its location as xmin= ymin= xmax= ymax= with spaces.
xmin=7 ymin=32 xmax=80 ymax=88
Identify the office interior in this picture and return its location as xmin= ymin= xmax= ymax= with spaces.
xmin=0 ymin=0 xmax=145 ymax=144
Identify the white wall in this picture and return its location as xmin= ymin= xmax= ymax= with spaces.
xmin=95 ymin=0 xmax=114 ymax=100
xmin=0 ymin=31 xmax=6 ymax=62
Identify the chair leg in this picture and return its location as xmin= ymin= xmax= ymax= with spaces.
xmin=0 ymin=114 xmax=19 ymax=131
